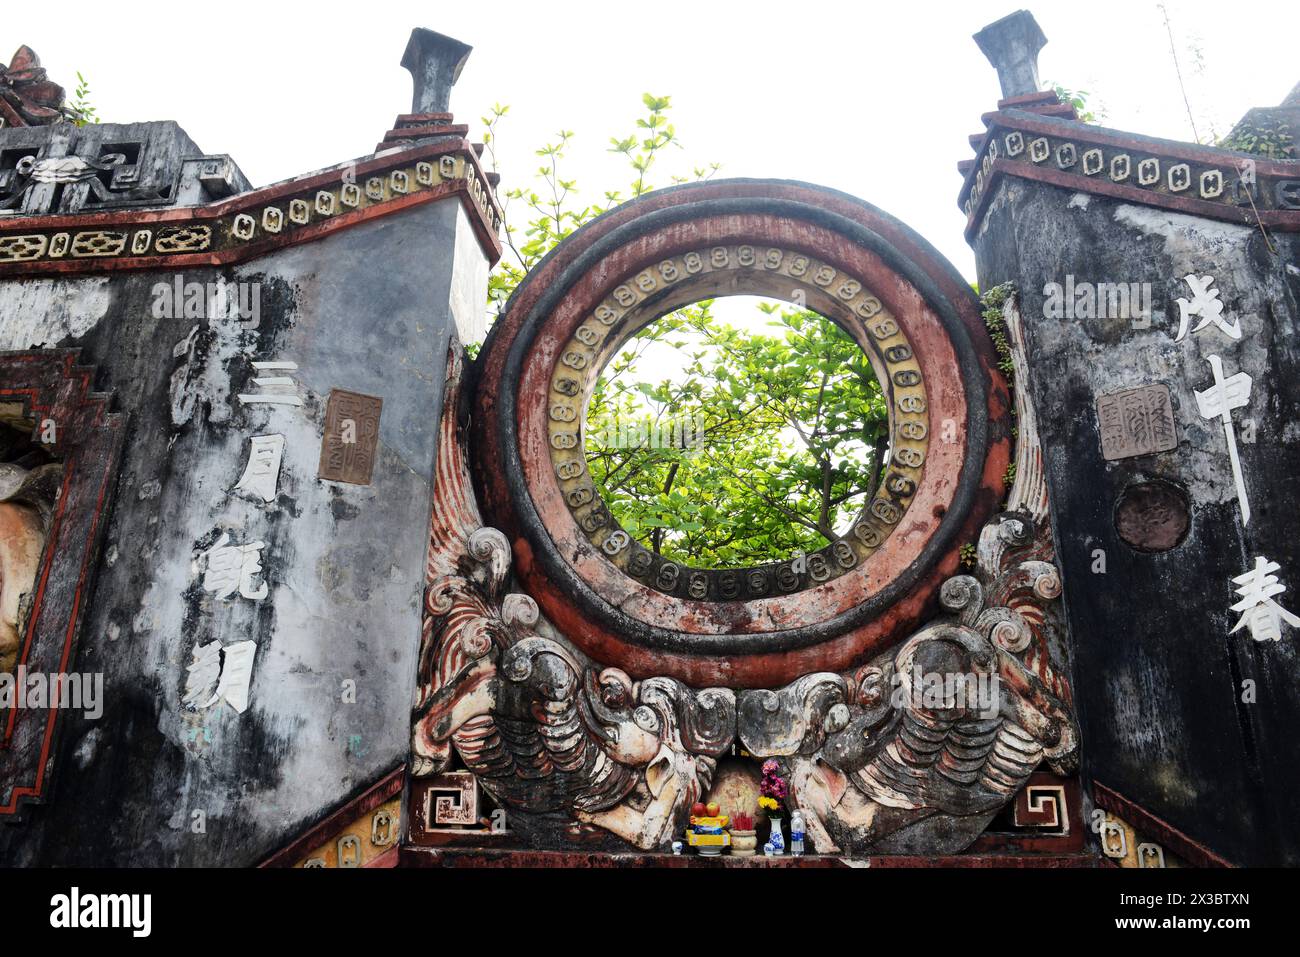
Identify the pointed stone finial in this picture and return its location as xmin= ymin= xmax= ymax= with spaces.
xmin=401 ymin=28 xmax=472 ymax=115
xmin=973 ymin=10 xmax=1048 ymax=100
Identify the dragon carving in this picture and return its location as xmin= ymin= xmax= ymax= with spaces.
xmin=412 ymin=349 xmax=735 ymax=849
xmin=740 ymin=510 xmax=1077 ymax=854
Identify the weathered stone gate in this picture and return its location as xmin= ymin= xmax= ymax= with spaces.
xmin=1 ymin=11 xmax=1296 ymax=867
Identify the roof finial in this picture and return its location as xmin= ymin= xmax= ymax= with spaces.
xmin=973 ymin=10 xmax=1048 ymax=100
xmin=401 ymin=28 xmax=472 ymax=115
xmin=0 ymin=45 xmax=68 ymax=127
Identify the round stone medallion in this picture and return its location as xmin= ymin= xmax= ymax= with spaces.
xmin=1115 ymin=479 xmax=1191 ymax=552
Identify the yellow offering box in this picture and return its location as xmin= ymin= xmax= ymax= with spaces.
xmin=686 ymin=815 xmax=731 ymax=850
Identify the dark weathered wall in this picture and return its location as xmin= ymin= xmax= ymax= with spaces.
xmin=0 ymin=198 xmax=486 ymax=865
xmin=973 ymin=176 xmax=1300 ymax=865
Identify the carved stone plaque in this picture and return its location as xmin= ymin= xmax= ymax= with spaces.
xmin=1096 ymin=384 xmax=1177 ymax=461
xmin=318 ymin=389 xmax=382 ymax=485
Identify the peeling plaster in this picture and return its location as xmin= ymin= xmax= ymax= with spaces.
xmin=1114 ymin=204 xmax=1256 ymax=277
xmin=0 ymin=277 xmax=113 ymax=348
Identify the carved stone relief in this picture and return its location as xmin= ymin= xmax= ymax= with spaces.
xmin=412 ymin=292 xmax=1076 ymax=857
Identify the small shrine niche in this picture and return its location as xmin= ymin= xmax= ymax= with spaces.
xmin=0 ymin=403 xmax=60 ymax=675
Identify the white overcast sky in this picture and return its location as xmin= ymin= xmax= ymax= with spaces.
xmin=7 ymin=1 xmax=1297 ymax=280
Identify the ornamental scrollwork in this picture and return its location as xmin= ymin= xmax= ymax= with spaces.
xmin=412 ymin=350 xmax=736 ymax=850
xmin=749 ymin=510 xmax=1077 ymax=854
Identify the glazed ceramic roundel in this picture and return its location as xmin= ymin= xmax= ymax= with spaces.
xmin=474 ymin=180 xmax=1011 ymax=687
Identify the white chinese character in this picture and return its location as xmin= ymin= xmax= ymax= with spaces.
xmin=183 ymin=640 xmax=257 ymax=713
xmin=201 ymin=532 xmax=269 ymax=600
xmin=1175 ymin=275 xmax=1241 ymax=341
xmin=238 ymin=360 xmax=302 ymax=406
xmin=235 ymin=433 xmax=285 ymax=502
xmin=1230 ymin=557 xmax=1300 ymax=642
xmin=1194 ymin=355 xmax=1253 ymax=525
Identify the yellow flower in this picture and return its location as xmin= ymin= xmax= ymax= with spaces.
xmin=759 ymin=796 xmax=777 ymax=810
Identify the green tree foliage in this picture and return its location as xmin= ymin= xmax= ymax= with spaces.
xmin=482 ymin=94 xmax=718 ymax=314
xmin=67 ymin=72 xmax=99 ymax=126
xmin=482 ymin=96 xmax=888 ymax=568
xmin=587 ymin=305 xmax=888 ymax=566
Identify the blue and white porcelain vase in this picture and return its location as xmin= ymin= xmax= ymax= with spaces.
xmin=766 ymin=814 xmax=785 ymax=854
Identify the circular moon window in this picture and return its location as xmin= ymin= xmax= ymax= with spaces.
xmin=474 ymin=180 xmax=1011 ymax=687
xmin=584 ymin=300 xmax=891 ymax=572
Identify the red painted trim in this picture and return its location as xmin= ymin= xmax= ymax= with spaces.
xmin=997 ymin=91 xmax=1064 ymax=110
xmin=397 ymin=846 xmax=1101 ymax=868
xmin=365 ymin=845 xmax=401 ymax=868
xmin=15 ymin=443 xmax=113 ymax=806
xmin=1093 ymin=781 xmax=1235 ymax=868
xmin=0 ymin=139 xmax=502 ymax=274
xmin=985 ymin=104 xmax=1076 ymax=122
xmin=969 ymin=833 xmax=1085 ymax=853
xmin=394 ymin=113 xmax=454 ymax=125
xmin=0 ymin=352 xmax=125 ymax=815
xmin=382 ymin=124 xmax=470 ymax=142
xmin=258 ymin=764 xmax=405 ymax=868
xmin=957 ymin=110 xmax=1300 ymax=238
xmin=978 ymin=111 xmax=1300 ymax=174
xmin=964 ymin=159 xmax=1299 ymax=241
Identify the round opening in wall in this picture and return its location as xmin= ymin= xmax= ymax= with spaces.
xmin=583 ymin=298 xmax=891 ymax=573
xmin=1114 ymin=479 xmax=1192 ymax=552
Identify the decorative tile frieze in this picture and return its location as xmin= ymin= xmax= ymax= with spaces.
xmin=0 ymin=234 xmax=46 ymax=262
xmin=960 ymin=114 xmax=1300 ymax=236
xmin=0 ymin=144 xmax=503 ymax=271
xmin=69 ymin=230 xmax=127 ymax=258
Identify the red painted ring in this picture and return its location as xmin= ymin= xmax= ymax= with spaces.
xmin=474 ymin=181 xmax=1011 ymax=687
